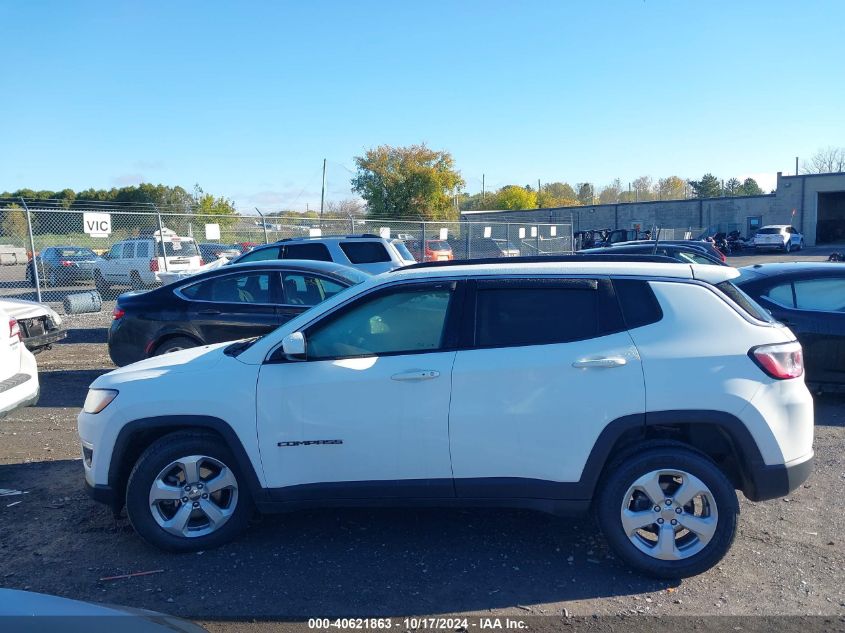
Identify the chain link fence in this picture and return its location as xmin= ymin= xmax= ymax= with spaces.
xmin=0 ymin=198 xmax=574 ymax=304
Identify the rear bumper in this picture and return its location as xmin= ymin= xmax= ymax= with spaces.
xmin=23 ymin=327 xmax=67 ymax=352
xmin=745 ymin=452 xmax=813 ymax=501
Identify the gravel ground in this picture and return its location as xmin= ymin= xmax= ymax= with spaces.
xmin=0 ymin=249 xmax=843 ymax=630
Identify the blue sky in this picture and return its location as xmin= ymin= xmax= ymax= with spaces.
xmin=1 ymin=1 xmax=843 ymax=211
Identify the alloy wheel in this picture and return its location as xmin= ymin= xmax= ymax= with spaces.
xmin=619 ymin=469 xmax=718 ymax=561
xmin=148 ymin=455 xmax=238 ymax=538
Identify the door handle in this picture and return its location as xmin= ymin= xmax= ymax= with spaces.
xmin=198 ymin=309 xmax=221 ymax=315
xmin=391 ymin=370 xmax=440 ymax=382
xmin=572 ymin=357 xmax=627 ymax=369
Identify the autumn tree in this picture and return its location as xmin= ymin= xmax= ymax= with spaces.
xmin=351 ymin=144 xmax=464 ymax=221
xmin=631 ymin=176 xmax=654 ymax=202
xmin=538 ymin=182 xmax=580 ymax=208
xmin=598 ymin=179 xmax=623 ymax=204
xmin=656 ymin=176 xmax=686 ymax=200
xmin=576 ymin=183 xmax=595 ymax=205
xmin=495 ymin=185 xmax=537 ymax=210
xmin=192 ymin=185 xmax=238 ymax=228
xmin=1 ymin=203 xmax=27 ymax=241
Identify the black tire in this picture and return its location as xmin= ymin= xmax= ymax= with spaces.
xmin=153 ymin=336 xmax=199 ymax=356
xmin=596 ymin=446 xmax=738 ymax=579
xmin=783 ymin=242 xmax=791 ymax=253
xmin=125 ymin=431 xmax=254 ymax=552
xmin=130 ymin=271 xmax=145 ymax=291
xmin=94 ymin=271 xmax=110 ymax=295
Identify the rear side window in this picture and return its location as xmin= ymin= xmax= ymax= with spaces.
xmin=793 ymin=278 xmax=845 ymax=312
xmin=283 ymin=243 xmax=332 ymax=262
xmin=238 ymin=246 xmax=281 ymax=263
xmin=121 ymin=243 xmax=135 ymax=258
xmin=474 ymin=283 xmax=598 ymax=347
xmin=715 ymin=281 xmax=773 ymax=322
xmin=339 ymin=241 xmax=390 ymax=264
xmin=613 ymin=279 xmax=663 ymax=329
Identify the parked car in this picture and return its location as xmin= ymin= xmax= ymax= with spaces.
xmin=735 ymin=262 xmax=844 ymax=391
xmin=406 ymin=238 xmax=454 ymax=262
xmin=93 ymin=229 xmax=203 ymax=293
xmin=580 ymin=243 xmax=727 ymax=266
xmin=0 ymin=588 xmax=208 ymax=633
xmin=199 ymin=243 xmax=241 ymax=262
xmin=25 ymin=246 xmax=102 ymax=287
xmin=235 ymin=242 xmax=259 ymax=253
xmin=752 ymin=225 xmax=804 ymax=252
xmin=80 ymin=255 xmax=812 ymax=579
xmin=0 ymin=307 xmax=39 ymax=417
xmin=107 ymin=260 xmax=368 ymax=366
xmin=609 ymin=239 xmax=727 ymax=263
xmin=0 ymin=298 xmax=66 ymax=353
xmin=449 ymin=237 xmax=521 ymax=259
xmin=231 ymin=235 xmax=413 ymax=274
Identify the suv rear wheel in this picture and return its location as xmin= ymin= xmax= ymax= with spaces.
xmin=596 ymin=446 xmax=738 ymax=578
xmin=125 ymin=432 xmax=253 ymax=552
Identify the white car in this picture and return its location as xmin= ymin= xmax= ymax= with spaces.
xmin=78 ymin=256 xmax=813 ymax=578
xmin=0 ymin=298 xmax=66 ymax=353
xmin=0 ymin=307 xmax=40 ymax=417
xmin=753 ymin=225 xmax=804 ymax=252
xmin=231 ymin=235 xmax=415 ymax=274
xmin=93 ymin=229 xmax=203 ymax=292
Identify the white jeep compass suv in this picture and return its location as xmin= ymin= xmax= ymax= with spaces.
xmin=78 ymin=255 xmax=813 ymax=578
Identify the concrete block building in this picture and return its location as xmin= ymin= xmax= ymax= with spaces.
xmin=462 ymin=171 xmax=845 ymax=247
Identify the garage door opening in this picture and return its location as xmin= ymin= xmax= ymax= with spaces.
xmin=817 ymin=191 xmax=845 ymax=244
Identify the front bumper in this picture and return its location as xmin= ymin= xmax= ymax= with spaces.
xmin=84 ymin=479 xmax=120 ymax=510
xmin=745 ymin=452 xmax=813 ymax=501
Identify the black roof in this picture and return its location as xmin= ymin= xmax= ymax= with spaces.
xmin=738 ymin=261 xmax=845 ymax=278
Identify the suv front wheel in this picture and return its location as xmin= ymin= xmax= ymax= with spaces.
xmin=596 ymin=446 xmax=738 ymax=578
xmin=125 ymin=431 xmax=253 ymax=552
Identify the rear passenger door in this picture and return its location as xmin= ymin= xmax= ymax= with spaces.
xmin=448 ymin=278 xmax=646 ymax=497
xmin=277 ymin=271 xmax=348 ymax=322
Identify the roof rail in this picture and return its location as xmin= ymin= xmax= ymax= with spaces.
xmin=274 ymin=233 xmax=381 ymax=243
xmin=395 ymin=254 xmax=680 ymax=271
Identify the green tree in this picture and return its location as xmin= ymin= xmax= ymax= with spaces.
xmin=494 ymin=185 xmax=537 ymax=210
xmin=192 ymin=185 xmax=238 ymax=227
xmin=1 ymin=204 xmax=28 ymax=241
xmin=737 ymin=178 xmax=763 ymax=196
xmin=576 ymin=183 xmax=594 ymax=205
xmin=724 ymin=178 xmax=741 ymax=196
xmin=351 ymin=144 xmax=464 ymax=221
xmin=656 ymin=176 xmax=686 ymax=200
xmin=689 ymin=173 xmax=722 ymax=198
xmin=538 ymin=181 xmax=580 ymax=208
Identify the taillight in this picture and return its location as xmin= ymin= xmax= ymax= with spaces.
xmin=750 ymin=341 xmax=803 ymax=379
xmin=200 ymin=258 xmax=206 ymax=266
xmin=149 ymin=259 xmax=159 ymax=272
xmin=60 ymin=260 xmax=74 ymax=267
xmin=720 ymin=252 xmax=726 ymax=263
xmin=9 ymin=318 xmax=20 ymax=342
xmin=112 ymin=307 xmax=125 ymax=320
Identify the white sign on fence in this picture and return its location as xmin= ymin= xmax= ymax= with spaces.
xmin=483 ymin=226 xmax=492 ymax=238
xmin=204 ymin=223 xmax=221 ymax=240
xmin=439 ymin=227 xmax=448 ymax=240
xmin=83 ymin=212 xmax=111 ymax=238
xmin=518 ymin=227 xmax=526 ymax=239
xmin=309 ymin=228 xmax=322 ymax=237
xmin=530 ymin=226 xmax=538 ymax=238
xmin=550 ymin=226 xmax=557 ymax=236
xmin=379 ymin=227 xmax=391 ymax=238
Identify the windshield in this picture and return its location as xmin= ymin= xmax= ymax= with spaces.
xmin=56 ymin=248 xmax=96 ymax=259
xmin=426 ymin=240 xmax=451 ymax=251
xmin=334 ymin=267 xmax=372 ymax=286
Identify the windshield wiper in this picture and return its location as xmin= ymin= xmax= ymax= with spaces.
xmin=224 ymin=337 xmax=261 ymax=356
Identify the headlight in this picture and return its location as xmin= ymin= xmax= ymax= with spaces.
xmin=83 ymin=389 xmax=118 ymax=414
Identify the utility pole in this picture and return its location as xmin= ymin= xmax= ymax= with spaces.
xmin=537 ymin=179 xmax=541 ymax=208
xmin=795 ymin=156 xmax=799 ymax=176
xmin=482 ymin=174 xmax=485 ymax=203
xmin=320 ymin=158 xmax=326 ymax=223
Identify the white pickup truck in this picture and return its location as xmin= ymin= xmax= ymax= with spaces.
xmin=0 ymin=306 xmax=39 ymax=418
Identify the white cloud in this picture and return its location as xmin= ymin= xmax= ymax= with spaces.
xmin=738 ymin=172 xmax=777 ymax=193
xmin=110 ymin=173 xmax=145 ymax=186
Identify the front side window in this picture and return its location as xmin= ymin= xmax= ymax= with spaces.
xmin=793 ymin=278 xmax=845 ymax=312
xmin=282 ymin=273 xmax=345 ymax=306
xmin=181 ymin=272 xmax=273 ymax=303
xmin=474 ymin=284 xmax=598 ymax=347
xmin=283 ymin=243 xmax=332 ymax=262
xmin=108 ymin=243 xmax=123 ymax=259
xmin=121 ymin=243 xmax=135 ymax=258
xmin=136 ymin=242 xmax=150 ymax=258
xmin=307 ymin=285 xmax=453 ymax=359
xmin=339 ymin=241 xmax=390 ymax=264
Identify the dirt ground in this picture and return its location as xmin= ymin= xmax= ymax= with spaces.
xmin=0 ymin=248 xmax=844 ymax=630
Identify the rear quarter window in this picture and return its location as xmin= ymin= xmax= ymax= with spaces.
xmin=339 ymin=241 xmax=391 ymax=264
xmin=715 ymin=280 xmax=774 ymax=322
xmin=612 ymin=279 xmax=663 ymax=329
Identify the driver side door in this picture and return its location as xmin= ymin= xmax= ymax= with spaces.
xmin=255 ymin=280 xmax=464 ymax=500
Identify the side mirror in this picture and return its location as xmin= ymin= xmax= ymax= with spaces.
xmin=281 ymin=332 xmax=306 ymax=358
